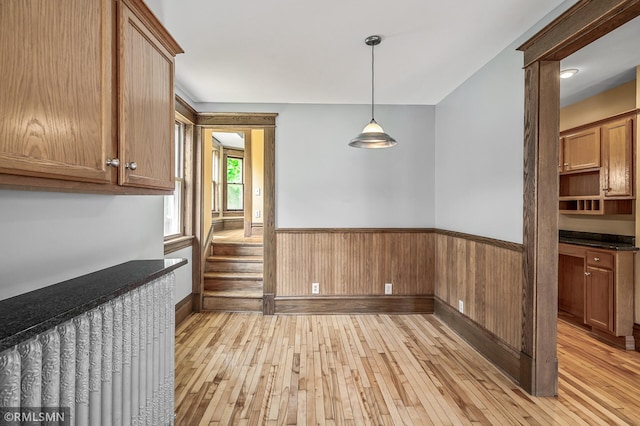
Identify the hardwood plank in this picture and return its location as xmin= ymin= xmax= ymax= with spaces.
xmin=175 ymin=313 xmax=640 ymax=424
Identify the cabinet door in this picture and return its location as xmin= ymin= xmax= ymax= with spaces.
xmin=563 ymin=127 xmax=601 ymax=171
xmin=118 ymin=1 xmax=174 ymax=190
xmin=585 ymin=266 xmax=614 ymax=333
xmin=558 ymin=254 xmax=585 ymax=321
xmin=601 ymin=118 xmax=633 ymax=197
xmin=558 ymin=137 xmax=565 ymax=173
xmin=0 ymin=0 xmax=114 ymax=183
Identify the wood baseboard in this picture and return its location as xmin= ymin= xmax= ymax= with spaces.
xmin=175 ymin=294 xmax=194 ymax=327
xmin=434 ymin=297 xmax=520 ymax=382
xmin=588 ymin=328 xmax=635 ymax=351
xmin=274 ymin=295 xmax=433 ymax=315
xmin=263 ymin=293 xmax=275 ymax=315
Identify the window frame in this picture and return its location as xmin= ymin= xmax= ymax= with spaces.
xmin=222 ymin=148 xmax=245 ymax=214
xmin=164 ymin=113 xmax=194 ymax=252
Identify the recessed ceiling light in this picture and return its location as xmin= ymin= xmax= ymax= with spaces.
xmin=560 ymin=69 xmax=579 ymax=79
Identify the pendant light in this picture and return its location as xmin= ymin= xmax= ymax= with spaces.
xmin=349 ymin=35 xmax=397 ymax=148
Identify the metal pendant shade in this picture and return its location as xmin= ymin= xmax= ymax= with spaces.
xmin=349 ymin=35 xmax=397 ymax=149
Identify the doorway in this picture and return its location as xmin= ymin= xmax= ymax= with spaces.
xmin=194 ymin=113 xmax=277 ymax=315
xmin=518 ymin=0 xmax=640 ymax=396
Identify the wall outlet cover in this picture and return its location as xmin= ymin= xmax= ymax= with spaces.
xmin=312 ymin=282 xmax=320 ymax=294
xmin=458 ymin=299 xmax=464 ymax=313
xmin=384 ymin=283 xmax=393 ymax=295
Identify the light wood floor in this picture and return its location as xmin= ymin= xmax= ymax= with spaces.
xmin=175 ymin=314 xmax=640 ymax=425
xmin=213 ymin=228 xmax=263 ymax=245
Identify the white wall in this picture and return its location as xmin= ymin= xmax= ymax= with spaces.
xmin=434 ymin=0 xmax=576 ymax=243
xmin=0 ymin=190 xmax=165 ymax=300
xmin=434 ymin=46 xmax=525 ymax=243
xmin=165 ymin=246 xmax=192 ymax=303
xmin=195 ymin=102 xmax=436 ymax=228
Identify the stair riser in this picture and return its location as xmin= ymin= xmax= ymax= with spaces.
xmin=204 ymin=279 xmax=264 ymax=292
xmin=203 ymin=296 xmax=262 ymax=313
xmin=205 ymin=262 xmax=263 ymax=273
xmin=211 ymin=246 xmax=263 ymax=256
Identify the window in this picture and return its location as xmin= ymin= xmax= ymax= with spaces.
xmin=212 ymin=148 xmax=220 ymax=212
xmin=226 ymin=156 xmax=243 ymax=210
xmin=164 ymin=120 xmax=185 ymax=237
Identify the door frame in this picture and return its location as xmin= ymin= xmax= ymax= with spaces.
xmin=195 ymin=113 xmax=278 ymax=314
xmin=518 ymin=0 xmax=640 ymax=395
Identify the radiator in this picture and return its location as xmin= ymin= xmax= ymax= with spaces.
xmin=0 ymin=272 xmax=175 ymax=426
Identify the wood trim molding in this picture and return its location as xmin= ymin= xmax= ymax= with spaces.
xmin=434 ymin=297 xmax=521 ymax=381
xmin=175 ymin=96 xmax=197 ymax=124
xmin=196 ymin=113 xmax=278 ymax=127
xmin=175 ymin=294 xmax=194 ymax=327
xmin=634 ymin=323 xmax=640 ymax=352
xmin=518 ymin=0 xmax=640 ymax=397
xmin=121 ymin=0 xmax=184 ymax=56
xmin=274 ymin=296 xmax=434 ymax=315
xmin=518 ymin=0 xmax=640 ymax=66
xmin=434 ymin=229 xmax=524 ymax=252
xmin=521 ymin=60 xmax=560 ymax=397
xmin=164 ymin=235 xmax=193 ymax=255
xmin=276 ymin=228 xmax=435 ymax=234
xmin=263 ymin=127 xmax=276 ymax=314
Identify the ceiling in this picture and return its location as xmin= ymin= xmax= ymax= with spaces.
xmin=560 ymin=14 xmax=640 ymax=107
xmin=148 ymin=0 xmax=638 ymax=107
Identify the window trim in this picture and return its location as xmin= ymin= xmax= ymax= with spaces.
xmin=164 ymin=112 xmax=194 ymax=246
xmin=222 ymin=148 xmax=245 ymax=214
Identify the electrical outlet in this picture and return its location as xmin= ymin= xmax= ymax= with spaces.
xmin=311 ymin=282 xmax=320 ymax=294
xmin=255 ymin=188 xmax=261 ymax=196
xmin=384 ymin=283 xmax=393 ymax=295
xmin=255 ymin=210 xmax=261 ymax=218
xmin=458 ymin=299 xmax=464 ymax=313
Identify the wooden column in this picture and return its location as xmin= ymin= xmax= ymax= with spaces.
xmin=243 ymin=131 xmax=253 ymax=237
xmin=263 ymin=127 xmax=276 ymax=315
xmin=192 ymin=125 xmax=204 ymax=312
xmin=521 ymin=60 xmax=559 ymax=396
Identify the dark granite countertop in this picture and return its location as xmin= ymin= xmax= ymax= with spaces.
xmin=0 ymin=259 xmax=187 ymax=353
xmin=559 ymin=230 xmax=638 ymax=251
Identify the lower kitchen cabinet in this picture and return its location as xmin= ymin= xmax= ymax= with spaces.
xmin=585 ymin=266 xmax=614 ymax=333
xmin=558 ymin=243 xmax=635 ymax=348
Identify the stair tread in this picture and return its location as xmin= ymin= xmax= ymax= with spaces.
xmin=204 ymin=272 xmax=263 ymax=280
xmin=212 ymin=242 xmax=263 ymax=247
xmin=207 ymin=255 xmax=263 ymax=263
xmin=203 ymin=289 xmax=263 ymax=298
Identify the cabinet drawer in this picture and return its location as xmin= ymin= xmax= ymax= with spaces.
xmin=586 ymin=251 xmax=614 ymax=269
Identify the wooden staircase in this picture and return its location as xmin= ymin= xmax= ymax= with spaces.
xmin=203 ymin=241 xmax=263 ymax=312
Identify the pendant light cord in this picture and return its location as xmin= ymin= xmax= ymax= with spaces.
xmin=371 ymin=40 xmax=375 ymax=120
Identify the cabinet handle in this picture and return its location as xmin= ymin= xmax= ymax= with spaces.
xmin=125 ymin=162 xmax=138 ymax=170
xmin=593 ymin=257 xmax=600 ymax=262
xmin=602 ymin=187 xmax=610 ymax=192
xmin=585 ymin=272 xmax=591 ymax=276
xmin=563 ymin=162 xmax=569 ymax=166
xmin=106 ymin=158 xmax=120 ymax=168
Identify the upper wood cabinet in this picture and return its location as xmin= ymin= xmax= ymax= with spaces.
xmin=601 ymin=117 xmax=633 ymax=198
xmin=0 ymin=0 xmax=114 ymax=184
xmin=561 ymin=126 xmax=601 ymax=172
xmin=0 ymin=0 xmax=183 ymax=194
xmin=558 ymin=113 xmax=635 ymax=215
xmin=118 ymin=0 xmax=177 ymax=190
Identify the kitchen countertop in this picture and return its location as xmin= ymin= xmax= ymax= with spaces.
xmin=0 ymin=259 xmax=187 ymax=353
xmin=559 ymin=230 xmax=638 ymax=251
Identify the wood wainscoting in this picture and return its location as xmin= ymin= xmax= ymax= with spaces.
xmin=434 ymin=230 xmax=524 ymax=376
xmin=274 ymin=229 xmax=435 ymax=314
